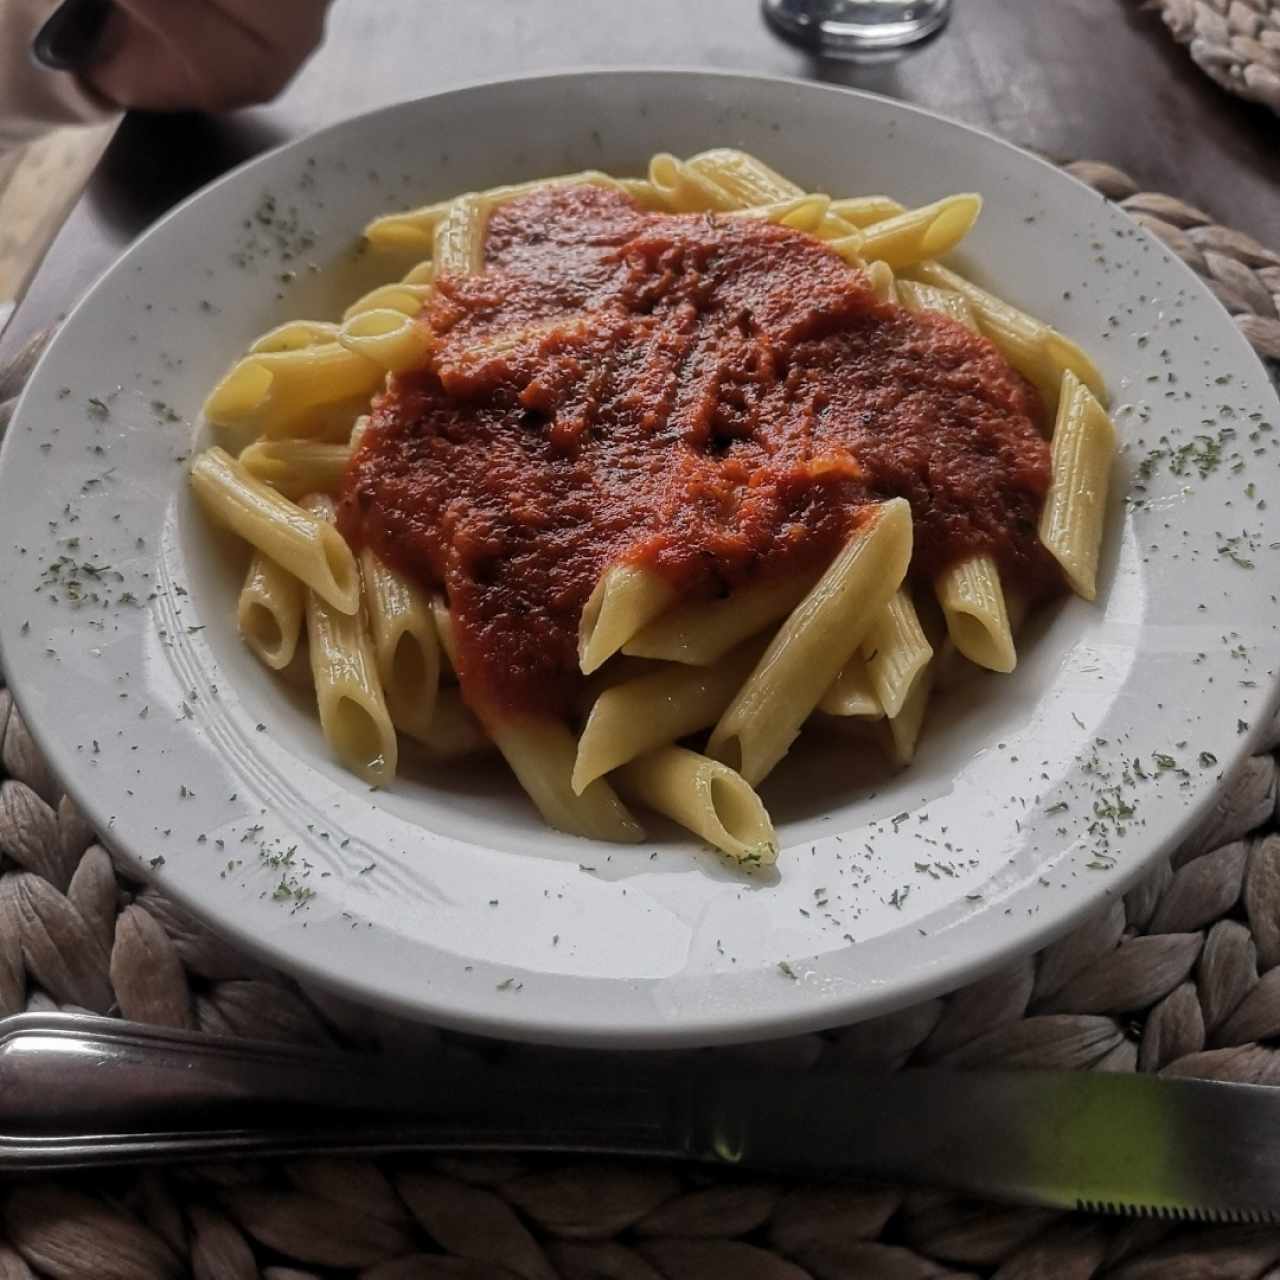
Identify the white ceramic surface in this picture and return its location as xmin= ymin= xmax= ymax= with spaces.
xmin=1 ymin=71 xmax=1278 ymax=1047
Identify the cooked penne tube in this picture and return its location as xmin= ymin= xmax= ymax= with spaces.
xmin=623 ymin=568 xmax=822 ymax=665
xmin=685 ymin=149 xmax=851 ymax=245
xmin=817 ymin=655 xmax=882 ymax=719
xmin=647 ymin=153 xmax=740 ymax=213
xmin=417 ymin=687 xmax=494 ymax=761
xmin=616 ymin=746 xmax=777 ymax=865
xmin=896 ymin=278 xmax=979 ymax=332
xmin=885 ymin=658 xmax=935 ymax=767
xmin=301 ymin=495 xmax=398 ymax=785
xmin=433 ymin=193 xmax=489 ymax=276
xmin=614 ymin=177 xmax=667 ymax=209
xmin=859 ymin=588 xmax=933 ymax=719
xmin=237 ymin=550 xmax=304 ymax=671
xmin=190 ymin=448 xmax=359 ymax=613
xmin=363 ymin=202 xmax=452 ymax=254
xmin=866 ymin=260 xmax=899 ymax=305
xmin=907 ymin=260 xmax=1107 ymax=409
xmin=836 ymin=194 xmax=982 ymax=272
xmin=238 ymin=439 xmax=352 ymax=500
xmin=934 ymin=554 xmax=1015 ymax=674
xmin=486 ymin=715 xmax=643 ymax=843
xmin=429 ymin=595 xmax=458 ymax=676
xmin=708 ymin=499 xmax=913 ymax=786
xmin=204 ymin=343 xmax=384 ymax=437
xmin=339 ymin=309 xmax=433 ymax=372
xmin=572 ymin=638 xmax=767 ymax=793
xmin=342 ymin=281 xmax=434 ymax=322
xmin=572 ymin=655 xmax=663 ymax=719
xmin=828 ymin=195 xmax=908 ymax=227
xmin=1039 ymin=370 xmax=1116 ymax=600
xmin=401 ymin=260 xmax=435 ymax=286
xmin=687 ymin=148 xmax=803 ymax=205
xmin=249 ymin=320 xmax=341 ymax=353
xmin=729 ymin=193 xmax=832 ymax=233
xmin=360 ymin=549 xmax=440 ymax=743
xmin=363 ymin=172 xmax=622 ymax=252
xmin=579 ymin=564 xmax=677 ymax=675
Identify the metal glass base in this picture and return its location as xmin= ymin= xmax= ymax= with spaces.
xmin=762 ymin=0 xmax=952 ymax=56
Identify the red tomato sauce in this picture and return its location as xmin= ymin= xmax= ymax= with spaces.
xmin=339 ymin=185 xmax=1058 ymax=720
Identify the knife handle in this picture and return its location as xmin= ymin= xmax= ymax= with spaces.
xmin=0 ymin=1012 xmax=692 ymax=1169
xmin=31 ymin=0 xmax=115 ymax=73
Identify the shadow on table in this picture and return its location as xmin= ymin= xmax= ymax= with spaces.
xmin=86 ymin=111 xmax=291 ymax=239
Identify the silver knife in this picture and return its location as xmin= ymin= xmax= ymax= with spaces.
xmin=1 ymin=1012 xmax=1272 ymax=1223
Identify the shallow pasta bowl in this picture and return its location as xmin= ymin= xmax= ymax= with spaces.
xmin=1 ymin=70 xmax=1278 ymax=1047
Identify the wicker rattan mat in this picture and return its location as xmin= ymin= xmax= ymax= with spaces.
xmin=1 ymin=160 xmax=1280 ymax=1280
xmin=1140 ymin=0 xmax=1280 ymax=117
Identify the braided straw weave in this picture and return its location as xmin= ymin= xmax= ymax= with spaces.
xmin=0 ymin=162 xmax=1279 ymax=1279
xmin=1139 ymin=0 xmax=1280 ymax=116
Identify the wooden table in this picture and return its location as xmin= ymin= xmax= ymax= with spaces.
xmin=2 ymin=0 xmax=1277 ymax=369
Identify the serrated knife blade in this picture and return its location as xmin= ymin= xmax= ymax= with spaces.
xmin=694 ymin=1067 xmax=1280 ymax=1223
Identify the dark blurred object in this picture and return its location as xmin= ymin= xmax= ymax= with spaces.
xmin=30 ymin=0 xmax=115 ymax=72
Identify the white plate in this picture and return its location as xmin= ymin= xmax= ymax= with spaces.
xmin=1 ymin=71 xmax=1278 ymax=1047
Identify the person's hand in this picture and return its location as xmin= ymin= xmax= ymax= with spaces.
xmin=83 ymin=0 xmax=331 ymax=113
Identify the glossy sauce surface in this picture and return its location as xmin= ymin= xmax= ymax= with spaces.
xmin=339 ymin=186 xmax=1057 ymax=719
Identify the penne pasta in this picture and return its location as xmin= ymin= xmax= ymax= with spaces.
xmin=429 ymin=594 xmax=459 ymax=676
xmin=623 ymin=568 xmax=822 ymax=666
xmin=817 ymin=655 xmax=882 ymax=719
xmin=342 ymin=281 xmax=434 ymax=322
xmin=401 ymin=260 xmax=435 ymax=286
xmin=616 ymin=746 xmax=777 ymax=865
xmin=204 ymin=343 xmax=384 ymax=437
xmin=896 ymin=278 xmax=979 ymax=332
xmin=339 ymin=308 xmax=433 ymax=372
xmin=708 ymin=499 xmax=913 ymax=786
xmin=363 ymin=171 xmax=622 ymax=253
xmin=828 ymin=195 xmax=908 ymax=227
xmin=614 ymin=177 xmax=668 ymax=209
xmin=433 ymin=193 xmax=490 ymax=276
xmin=190 ymin=447 xmax=359 ymax=613
xmin=1039 ymin=369 xmax=1116 ymax=600
xmin=685 ymin=149 xmax=854 ymax=238
xmin=687 ymin=148 xmax=804 ymax=205
xmin=859 ymin=588 xmax=933 ymax=719
xmin=249 ymin=320 xmax=341 ymax=353
xmin=579 ymin=564 xmax=678 ymax=675
xmin=907 ymin=260 xmax=1107 ymax=409
xmin=866 ymin=260 xmax=899 ymax=305
xmin=301 ymin=495 xmax=398 ymax=785
xmin=238 ymin=439 xmax=352 ymax=500
xmin=934 ymin=554 xmax=1016 ymax=674
xmin=572 ymin=638 xmax=767 ymax=793
xmin=237 ymin=550 xmax=304 ymax=671
xmin=647 ymin=152 xmax=740 ymax=212
xmin=729 ymin=193 xmax=832 ymax=233
xmin=417 ymin=687 xmax=494 ymax=761
xmin=360 ymin=549 xmax=440 ymax=744
xmin=885 ymin=658 xmax=935 ymax=767
xmin=837 ymin=194 xmax=982 ymax=272
xmin=487 ymin=715 xmax=643 ymax=843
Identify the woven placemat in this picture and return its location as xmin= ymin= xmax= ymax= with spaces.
xmin=1 ymin=160 xmax=1280 ymax=1280
xmin=1139 ymin=0 xmax=1280 ymax=116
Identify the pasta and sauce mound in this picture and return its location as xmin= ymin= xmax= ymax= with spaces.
xmin=192 ymin=150 xmax=1115 ymax=865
